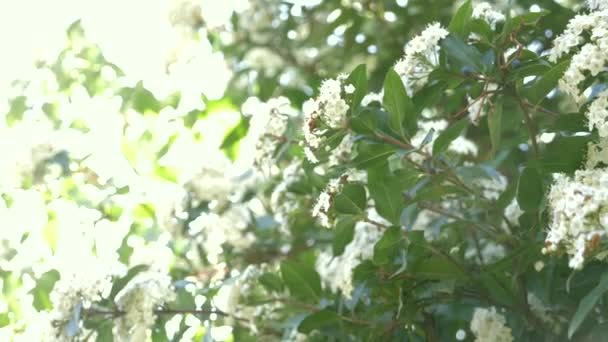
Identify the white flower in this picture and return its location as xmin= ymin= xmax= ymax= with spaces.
xmin=114 ymin=271 xmax=177 ymax=342
xmin=472 ymin=3 xmax=505 ymax=30
xmin=504 ymin=199 xmax=523 ymax=226
xmin=241 ymin=96 xmax=296 ymax=169
xmin=344 ymin=84 xmax=356 ymax=94
xmin=587 ymin=90 xmax=608 ymax=137
xmin=586 ymin=138 xmax=608 ymax=168
xmin=394 ymin=22 xmax=449 ymax=96
xmin=588 ymin=0 xmax=608 ymax=11
xmin=544 ymin=168 xmax=608 ymax=269
xmin=315 ymin=211 xmax=386 ymax=297
xmin=312 ymin=176 xmax=344 ymax=228
xmin=302 ymin=75 xmax=350 ymax=163
xmin=470 ymin=307 xmax=513 ymax=342
xmin=49 ymin=261 xmax=123 ymax=340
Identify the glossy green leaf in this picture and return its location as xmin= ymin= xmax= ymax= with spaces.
xmin=353 ymin=142 xmax=397 ymax=169
xmin=280 ymin=260 xmax=322 ymax=302
xmin=488 ymin=97 xmax=503 ymax=156
xmin=333 ymin=216 xmax=358 ymax=256
xmin=259 ymin=273 xmax=284 ymax=293
xmin=334 ymin=183 xmax=367 ymax=215
xmin=517 ymin=166 xmax=544 ymax=212
xmin=373 ymin=227 xmax=403 ymax=265
xmin=298 ymin=309 xmax=341 ymax=333
xmin=384 ymin=69 xmax=416 ymax=137
xmin=569 ymin=272 xmax=608 ymax=338
xmin=441 ymin=35 xmax=484 ymax=72
xmin=525 ymin=59 xmax=570 ymax=104
xmin=346 ymin=64 xmax=368 ymax=112
xmin=432 ymin=118 xmax=469 ymax=155
xmin=448 ymin=0 xmax=473 ymax=38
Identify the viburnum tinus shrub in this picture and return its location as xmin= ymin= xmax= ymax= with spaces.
xmin=19 ymin=1 xmax=608 ymax=341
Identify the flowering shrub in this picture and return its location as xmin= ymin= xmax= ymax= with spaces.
xmin=5 ymin=0 xmax=608 ymax=341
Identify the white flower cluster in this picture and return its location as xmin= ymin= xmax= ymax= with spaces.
xmin=242 ymin=96 xmax=297 ymax=169
xmin=587 ymin=90 xmax=608 ymax=137
xmin=189 ymin=205 xmax=255 ymax=265
xmin=587 ymin=138 xmax=608 ymax=168
xmin=312 ymin=175 xmax=345 ymax=228
xmin=472 ymin=2 xmax=505 ymax=30
xmin=114 ymin=271 xmax=177 ymax=342
xmin=470 ymin=307 xmax=513 ymax=342
xmin=271 ymin=160 xmax=305 ymax=232
xmin=315 ymin=210 xmax=385 ymax=297
xmin=543 ymin=168 xmax=608 ymax=269
xmin=394 ymin=23 xmax=449 ymax=96
xmin=587 ymin=0 xmax=608 ymax=11
xmin=49 ymin=264 xmax=122 ymax=340
xmin=302 ymin=75 xmax=351 ymax=163
xmin=550 ymin=9 xmax=608 ymax=104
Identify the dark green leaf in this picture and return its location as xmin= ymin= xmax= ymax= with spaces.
xmin=280 ymin=260 xmax=322 ymax=302
xmin=540 ymin=135 xmax=590 ymax=174
xmin=333 ymin=216 xmax=358 ymax=256
xmin=517 ymin=167 xmax=544 ymax=212
xmin=441 ymin=35 xmax=484 ymax=72
xmin=373 ymin=227 xmax=403 ymax=265
xmin=368 ymin=171 xmax=405 ymax=225
xmin=353 ymin=142 xmax=397 ymax=169
xmin=410 ymin=256 xmax=468 ymax=281
xmin=334 ymin=183 xmax=367 ymax=215
xmin=569 ymin=272 xmax=608 ymax=338
xmin=432 ymin=118 xmax=469 ymax=155
xmin=346 ymin=64 xmax=368 ymax=112
xmin=109 ymin=264 xmax=150 ymax=300
xmin=384 ymin=69 xmax=416 ymax=137
xmin=448 ymin=0 xmax=473 ymax=38
xmin=298 ymin=309 xmax=341 ymax=333
xmin=259 ymin=273 xmax=284 ymax=293
xmin=525 ymin=59 xmax=570 ymax=104
xmin=488 ymin=97 xmax=503 ymax=156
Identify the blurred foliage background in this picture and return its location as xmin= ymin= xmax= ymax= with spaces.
xmin=0 ymin=0 xmax=587 ymax=341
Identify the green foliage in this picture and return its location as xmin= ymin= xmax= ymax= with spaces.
xmin=4 ymin=1 xmax=607 ymax=341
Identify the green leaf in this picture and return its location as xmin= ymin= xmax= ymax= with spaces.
xmin=353 ymin=142 xmax=397 ymax=169
xmin=555 ymin=113 xmax=587 ymax=133
xmin=488 ymin=97 xmax=503 ymax=156
xmin=448 ymin=0 xmax=473 ymax=38
xmin=525 ymin=59 xmax=570 ymax=104
xmin=373 ymin=227 xmax=403 ymax=265
xmin=109 ymin=264 xmax=150 ymax=300
xmin=31 ymin=270 xmax=60 ymax=311
xmin=280 ymin=260 xmax=322 ymax=302
xmin=432 ymin=118 xmax=469 ymax=155
xmin=441 ymin=35 xmax=485 ymax=72
xmin=410 ymin=256 xmax=468 ymax=281
xmin=334 ymin=183 xmax=367 ymax=215
xmin=368 ymin=170 xmax=405 ymax=225
xmin=333 ymin=216 xmax=357 ymax=256
xmin=540 ymin=135 xmax=590 ymax=174
xmin=259 ymin=273 xmax=284 ymax=293
xmin=383 ymin=69 xmax=416 ymax=137
xmin=517 ymin=167 xmax=544 ymax=212
xmin=346 ymin=64 xmax=368 ymax=112
xmin=569 ymin=272 xmax=608 ymax=338
xmin=298 ymin=309 xmax=341 ymax=333
xmin=350 ymin=107 xmax=381 ymax=135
